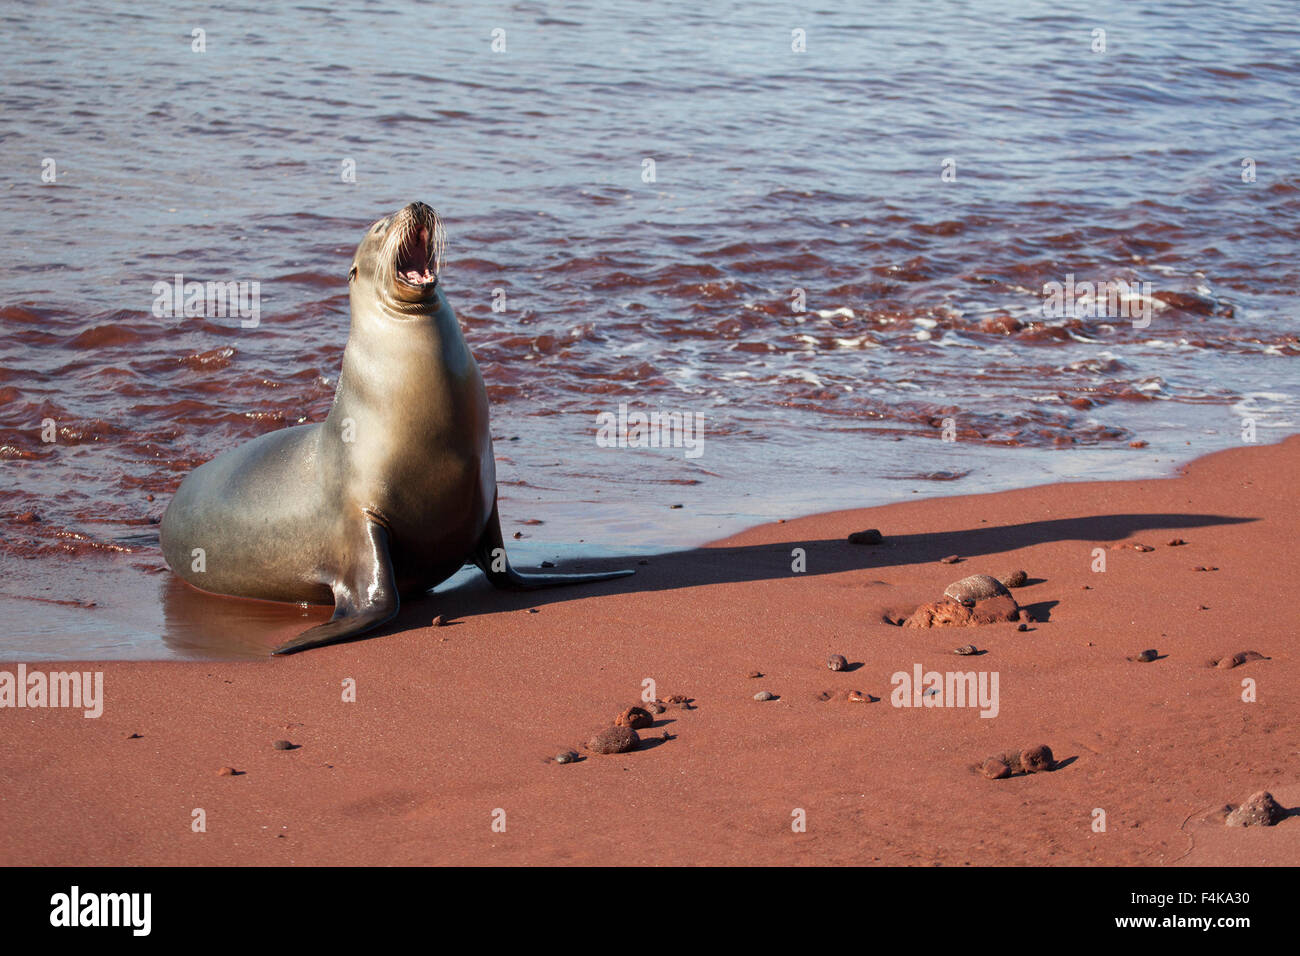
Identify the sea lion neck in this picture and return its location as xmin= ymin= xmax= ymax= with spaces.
xmin=349 ymin=283 xmax=464 ymax=341
xmin=335 ymin=283 xmax=474 ymax=416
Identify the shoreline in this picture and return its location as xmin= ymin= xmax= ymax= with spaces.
xmin=2 ymin=436 xmax=1297 ymax=865
xmin=6 ymin=430 xmax=1296 ymax=662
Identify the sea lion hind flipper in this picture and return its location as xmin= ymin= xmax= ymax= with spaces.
xmin=271 ymin=519 xmax=399 ymax=655
xmin=471 ymin=501 xmax=634 ymax=591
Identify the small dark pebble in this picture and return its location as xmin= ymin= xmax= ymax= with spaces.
xmin=431 ymin=615 xmax=446 ymax=627
xmin=1132 ymin=543 xmax=1154 ymax=552
xmin=847 ymin=529 xmax=883 ymax=545
xmin=1017 ymin=623 xmax=1028 ymax=632
xmin=512 ymin=531 xmax=522 ymax=539
xmin=746 ymin=670 xmax=763 ymax=679
xmin=1167 ymin=538 xmax=1186 ymax=546
xmin=554 ymin=750 xmax=579 ymax=765
xmin=541 ymin=560 xmax=555 ymax=568
xmin=669 ymin=503 xmax=683 ymax=509
xmin=528 ymin=608 xmax=539 ymax=614
xmin=273 ymin=739 xmax=296 ymax=750
xmin=955 ymin=645 xmax=978 ymax=656
xmin=827 ymin=654 xmax=847 ymax=671
xmin=1129 ymin=649 xmax=1158 ymax=663
xmin=999 ymin=569 xmax=1029 ymax=588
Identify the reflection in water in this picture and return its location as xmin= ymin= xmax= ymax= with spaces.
xmin=159 ymin=576 xmax=329 ymax=659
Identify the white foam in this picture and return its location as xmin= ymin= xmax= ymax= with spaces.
xmin=785 ymin=369 xmax=824 ymax=387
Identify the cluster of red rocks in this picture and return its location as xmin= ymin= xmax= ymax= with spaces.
xmin=979 ymin=745 xmax=1056 ymax=780
xmin=1208 ymin=650 xmax=1268 ymax=669
xmin=556 ymin=697 xmax=689 ymax=762
xmin=903 ymin=572 xmax=1029 ymax=628
xmin=851 ymin=528 xmax=1285 ymax=832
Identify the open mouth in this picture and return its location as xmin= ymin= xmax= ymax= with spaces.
xmin=395 ymin=227 xmax=437 ymax=287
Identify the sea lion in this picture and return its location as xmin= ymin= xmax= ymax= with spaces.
xmin=160 ymin=201 xmax=632 ymax=654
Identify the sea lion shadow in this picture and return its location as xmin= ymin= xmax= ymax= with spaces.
xmin=430 ymin=511 xmax=1256 ymax=620
xmin=158 ymin=511 xmax=1254 ymax=655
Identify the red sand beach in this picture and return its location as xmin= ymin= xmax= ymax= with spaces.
xmin=2 ymin=437 xmax=1296 ymax=866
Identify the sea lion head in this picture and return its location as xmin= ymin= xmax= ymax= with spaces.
xmin=349 ymin=201 xmax=447 ymax=316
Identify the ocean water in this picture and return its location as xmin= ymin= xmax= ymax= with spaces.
xmin=1 ymin=0 xmax=1297 ymax=658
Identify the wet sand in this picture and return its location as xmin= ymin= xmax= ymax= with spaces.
xmin=2 ymin=436 xmax=1297 ymax=866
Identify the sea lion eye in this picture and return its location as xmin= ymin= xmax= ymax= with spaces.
xmin=348 ymin=265 xmax=358 ymax=282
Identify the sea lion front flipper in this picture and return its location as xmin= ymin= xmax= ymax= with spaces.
xmin=472 ymin=499 xmax=634 ymax=591
xmin=271 ymin=518 xmax=399 ymax=655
